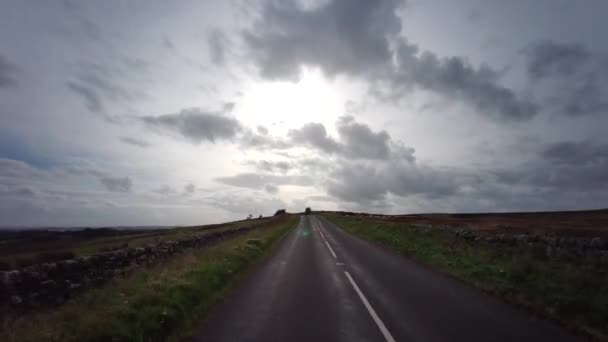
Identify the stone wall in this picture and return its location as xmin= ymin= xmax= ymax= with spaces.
xmin=0 ymin=222 xmax=268 ymax=314
xmin=449 ymin=228 xmax=608 ymax=266
xmin=349 ymin=214 xmax=608 ymax=267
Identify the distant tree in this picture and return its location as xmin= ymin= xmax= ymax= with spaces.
xmin=259 ymin=214 xmax=263 ymax=219
xmin=274 ymin=209 xmax=286 ymax=216
xmin=247 ymin=214 xmax=253 ymax=220
xmin=305 ymin=207 xmax=312 ymax=215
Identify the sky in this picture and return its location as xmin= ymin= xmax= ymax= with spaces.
xmin=1 ymin=0 xmax=608 ymax=227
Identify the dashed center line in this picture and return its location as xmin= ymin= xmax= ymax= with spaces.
xmin=314 ymin=219 xmax=338 ymax=259
xmin=312 ymin=216 xmax=395 ymax=342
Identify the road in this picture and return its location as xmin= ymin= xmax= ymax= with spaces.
xmin=192 ymin=215 xmax=578 ymax=342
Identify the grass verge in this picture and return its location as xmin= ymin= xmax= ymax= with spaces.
xmin=1 ymin=215 xmax=298 ymax=342
xmin=323 ymin=213 xmax=608 ymax=340
xmin=1 ymin=218 xmax=271 ymax=269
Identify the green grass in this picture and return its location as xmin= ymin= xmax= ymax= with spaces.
xmin=323 ymin=213 xmax=608 ymax=340
xmin=1 ymin=215 xmax=297 ymax=342
xmin=0 ymin=218 xmax=271 ymax=269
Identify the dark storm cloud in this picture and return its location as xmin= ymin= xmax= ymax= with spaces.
xmin=540 ymin=141 xmax=608 ymax=165
xmin=142 ymin=108 xmax=242 ymax=143
xmin=525 ymin=40 xmax=608 ymax=116
xmin=526 ymin=41 xmax=591 ymax=79
xmin=244 ymin=0 xmax=538 ymax=120
xmin=392 ymin=43 xmax=539 ymax=120
xmin=0 ymin=55 xmax=19 ymax=88
xmin=244 ymin=0 xmax=403 ymax=80
xmin=120 ymin=137 xmax=150 ymax=148
xmin=100 ymin=176 xmax=132 ymax=192
xmin=494 ymin=140 xmax=608 ymax=191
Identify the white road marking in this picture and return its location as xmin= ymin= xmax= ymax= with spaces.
xmin=314 ymin=218 xmax=338 ymax=259
xmin=344 ymin=271 xmax=396 ymax=342
xmin=323 ymin=240 xmax=338 ymax=259
xmin=313 ymin=216 xmax=393 ymax=341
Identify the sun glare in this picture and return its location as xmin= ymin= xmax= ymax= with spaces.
xmin=237 ymin=68 xmax=342 ymax=132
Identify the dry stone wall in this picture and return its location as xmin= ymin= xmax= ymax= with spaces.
xmin=0 ymin=222 xmax=266 ymax=314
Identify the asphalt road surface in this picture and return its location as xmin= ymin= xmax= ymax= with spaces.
xmin=193 ymin=215 xmax=579 ymax=342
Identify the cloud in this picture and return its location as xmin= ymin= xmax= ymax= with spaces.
xmin=287 ymin=116 xmax=414 ymax=160
xmin=100 ymin=176 xmax=132 ymax=192
xmin=0 ymin=55 xmax=19 ymax=88
xmin=523 ymin=140 xmax=608 ymax=190
xmin=162 ymin=36 xmax=176 ymax=51
xmin=526 ymin=40 xmax=591 ymax=79
xmin=153 ymin=185 xmax=174 ymax=196
xmin=264 ymin=184 xmax=278 ymax=194
xmin=0 ymin=158 xmax=49 ymax=181
xmin=288 ymin=123 xmax=341 ymax=154
xmin=525 ymin=40 xmax=608 ymax=116
xmin=392 ymin=43 xmax=539 ymax=120
xmin=142 ymin=108 xmax=242 ymax=143
xmin=204 ymin=192 xmax=286 ymax=216
xmin=207 ymin=29 xmax=227 ymax=65
xmin=245 ymin=0 xmax=403 ymax=80
xmin=248 ymin=160 xmax=292 ymax=174
xmin=325 ymin=160 xmax=461 ymax=206
xmin=244 ymin=0 xmax=537 ymax=120
xmin=540 ymin=140 xmax=608 ymax=165
xmin=184 ymin=183 xmax=195 ymax=193
xmin=326 ymin=165 xmax=387 ymax=205
xmin=120 ymin=136 xmax=150 ymax=148
xmin=215 ymin=173 xmax=313 ymax=190
xmin=257 ymin=125 xmax=269 ymax=135
xmin=0 ymin=186 xmax=38 ymax=198
xmin=239 ymin=128 xmax=290 ymax=149
xmin=66 ymin=81 xmax=103 ymax=112
xmin=66 ymin=62 xmax=146 ymax=119
xmin=335 ymin=116 xmax=391 ymax=159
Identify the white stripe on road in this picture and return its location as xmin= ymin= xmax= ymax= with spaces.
xmin=313 ymin=216 xmax=396 ymax=342
xmin=323 ymin=239 xmax=338 ymax=259
xmin=344 ymin=271 xmax=396 ymax=342
xmin=314 ymin=218 xmax=338 ymax=259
